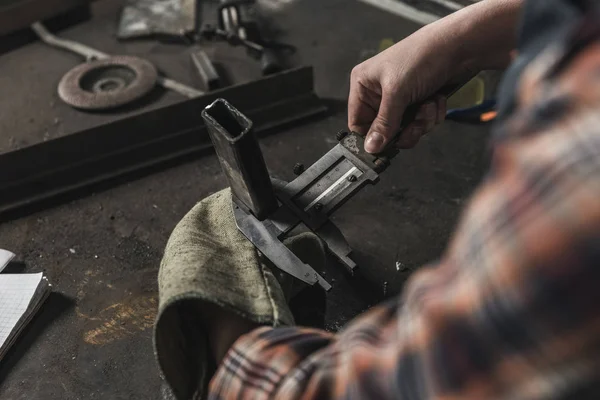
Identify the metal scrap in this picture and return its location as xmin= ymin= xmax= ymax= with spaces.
xmin=31 ymin=21 xmax=203 ymax=99
xmin=57 ymin=56 xmax=158 ymax=110
xmin=0 ymin=66 xmax=327 ymax=221
xmin=117 ymin=0 xmax=196 ymax=40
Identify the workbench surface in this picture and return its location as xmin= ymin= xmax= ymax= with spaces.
xmin=0 ymin=1 xmax=491 ymax=398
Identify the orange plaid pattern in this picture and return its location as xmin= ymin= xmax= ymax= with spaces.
xmin=209 ymin=5 xmax=600 ymax=400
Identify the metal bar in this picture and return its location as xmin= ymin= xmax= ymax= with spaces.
xmin=31 ymin=21 xmax=107 ymax=60
xmin=0 ymin=66 xmax=327 ymax=221
xmin=202 ymin=99 xmax=278 ymax=220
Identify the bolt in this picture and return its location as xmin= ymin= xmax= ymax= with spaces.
xmin=314 ymin=203 xmax=323 ymax=212
xmin=374 ymin=159 xmax=387 ymax=171
xmin=336 ymin=129 xmax=349 ymax=141
xmin=293 ymin=163 xmax=305 ymax=175
xmin=347 ymin=175 xmax=357 ymax=182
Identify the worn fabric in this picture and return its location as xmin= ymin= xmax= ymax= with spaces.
xmin=154 ymin=188 xmax=326 ymax=399
xmin=208 ymin=4 xmax=600 ymax=400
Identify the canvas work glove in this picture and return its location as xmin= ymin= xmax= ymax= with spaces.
xmin=154 ymin=188 xmax=327 ymax=400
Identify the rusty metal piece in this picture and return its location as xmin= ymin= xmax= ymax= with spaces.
xmin=57 ymin=56 xmax=158 ymax=110
xmin=202 ymin=98 xmax=279 ymax=220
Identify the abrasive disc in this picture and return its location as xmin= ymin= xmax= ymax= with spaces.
xmin=58 ymin=56 xmax=158 ymax=110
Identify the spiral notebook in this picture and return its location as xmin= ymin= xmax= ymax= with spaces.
xmin=0 ymin=250 xmax=51 ymax=361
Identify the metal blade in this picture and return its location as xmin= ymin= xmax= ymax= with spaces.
xmin=232 ymin=203 xmax=332 ymax=291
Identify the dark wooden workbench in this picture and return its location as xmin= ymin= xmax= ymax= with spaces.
xmin=0 ymin=0 xmax=491 ymax=398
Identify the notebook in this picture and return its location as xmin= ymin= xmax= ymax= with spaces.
xmin=0 ymin=249 xmax=14 ymax=273
xmin=0 ymin=251 xmax=51 ymax=361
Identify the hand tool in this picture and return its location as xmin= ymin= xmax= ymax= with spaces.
xmin=197 ymin=0 xmax=295 ymax=75
xmin=202 ymin=83 xmax=465 ymax=291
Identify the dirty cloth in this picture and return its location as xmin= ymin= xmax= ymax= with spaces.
xmin=153 ymin=188 xmax=325 ymax=400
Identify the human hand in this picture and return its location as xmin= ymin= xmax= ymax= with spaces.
xmin=349 ymin=0 xmax=521 ymax=154
xmin=349 ymin=29 xmax=464 ymax=153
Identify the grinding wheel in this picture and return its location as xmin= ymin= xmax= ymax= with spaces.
xmin=58 ymin=56 xmax=158 ymax=110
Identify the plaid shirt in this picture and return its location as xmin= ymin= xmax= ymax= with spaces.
xmin=208 ymin=5 xmax=600 ymax=400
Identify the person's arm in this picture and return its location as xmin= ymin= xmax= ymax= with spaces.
xmin=349 ymin=0 xmax=522 ymax=153
xmin=208 ymin=25 xmax=600 ymax=399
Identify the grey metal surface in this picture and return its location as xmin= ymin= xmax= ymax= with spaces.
xmin=203 ymin=100 xmax=372 ymax=283
xmin=209 ymin=81 xmax=466 ymax=284
xmin=57 ymin=56 xmax=159 ymax=110
xmin=117 ymin=0 xmax=196 ymax=39
xmin=233 ymin=203 xmax=331 ymax=290
xmin=202 ymin=98 xmax=279 ymax=220
xmin=0 ymin=66 xmax=326 ymax=220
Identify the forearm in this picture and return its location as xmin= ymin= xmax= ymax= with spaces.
xmin=425 ymin=0 xmax=523 ymax=74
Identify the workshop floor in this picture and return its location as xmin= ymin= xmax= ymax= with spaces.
xmin=0 ymin=0 xmax=492 ymax=399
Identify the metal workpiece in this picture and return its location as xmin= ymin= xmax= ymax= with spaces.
xmin=204 ymin=101 xmax=385 ymax=291
xmin=0 ymin=66 xmax=326 ymax=220
xmin=202 ymin=99 xmax=279 ymax=220
xmin=31 ymin=21 xmax=204 ymax=99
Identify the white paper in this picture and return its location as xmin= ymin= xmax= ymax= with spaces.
xmin=0 ymin=272 xmax=44 ymax=349
xmin=0 ymin=250 xmax=15 ymax=273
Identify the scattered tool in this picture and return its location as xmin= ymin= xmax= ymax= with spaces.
xmin=31 ymin=21 xmax=204 ymax=104
xmin=190 ymin=48 xmax=222 ymax=91
xmin=198 ymin=0 xmax=295 ymax=75
xmin=202 ymin=83 xmax=465 ymax=290
xmin=0 ymin=66 xmax=326 ymax=221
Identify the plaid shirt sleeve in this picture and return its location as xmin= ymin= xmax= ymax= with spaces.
xmin=208 ymin=15 xmax=600 ymax=400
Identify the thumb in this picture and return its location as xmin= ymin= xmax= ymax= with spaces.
xmin=364 ymin=93 xmax=406 ymax=154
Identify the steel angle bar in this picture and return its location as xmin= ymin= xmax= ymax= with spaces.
xmin=0 ymin=66 xmax=327 ymax=220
